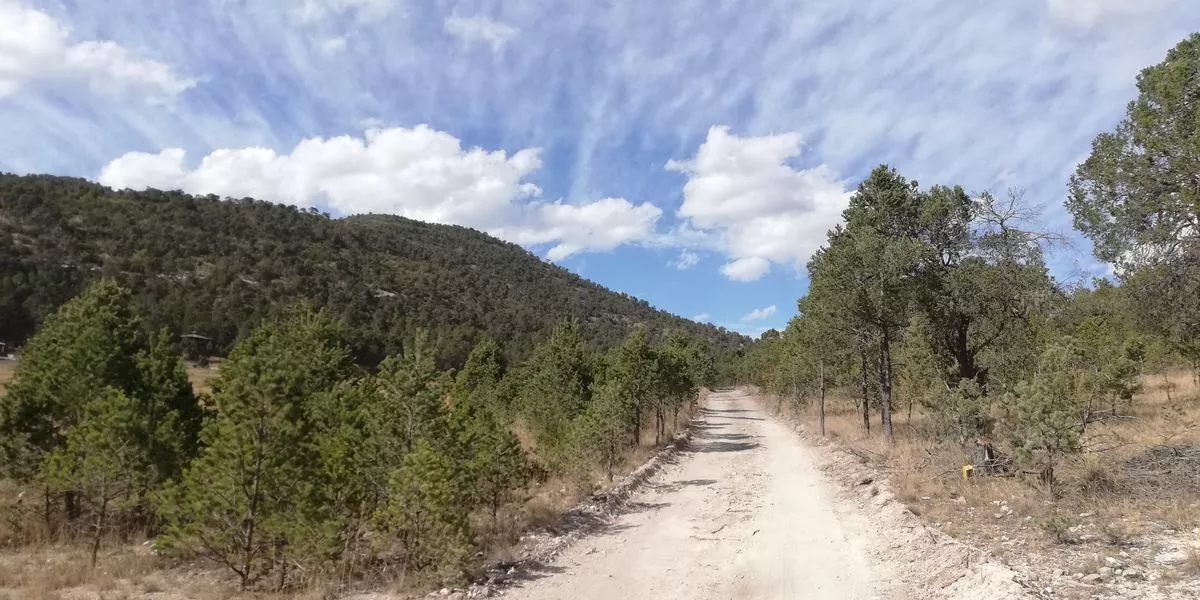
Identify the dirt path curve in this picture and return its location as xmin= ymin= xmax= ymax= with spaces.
xmin=507 ymin=389 xmax=883 ymax=600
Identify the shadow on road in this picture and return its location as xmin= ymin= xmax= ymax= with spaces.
xmin=687 ymin=440 xmax=761 ymax=453
xmin=648 ymin=478 xmax=718 ymax=493
xmin=698 ymin=433 xmax=756 ymax=441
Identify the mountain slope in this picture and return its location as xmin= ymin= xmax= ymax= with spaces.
xmin=0 ymin=174 xmax=744 ymax=364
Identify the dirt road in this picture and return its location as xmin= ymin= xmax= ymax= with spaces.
xmin=508 ymin=389 xmax=883 ymax=600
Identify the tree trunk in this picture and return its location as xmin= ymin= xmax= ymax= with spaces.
xmin=91 ymin=497 xmax=107 ymax=567
xmin=818 ymin=359 xmax=826 ymax=437
xmin=633 ymin=404 xmax=641 ymax=447
xmin=65 ymin=490 xmax=80 ymax=525
xmin=859 ymin=346 xmax=871 ymax=434
xmin=43 ymin=487 xmax=53 ymax=537
xmin=656 ymin=406 xmax=663 ymax=446
xmin=879 ymin=328 xmax=895 ymax=444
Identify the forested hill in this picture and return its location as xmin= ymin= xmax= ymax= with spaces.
xmin=0 ymin=173 xmax=744 ymax=364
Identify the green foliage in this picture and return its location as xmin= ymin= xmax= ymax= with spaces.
xmin=374 ymin=331 xmax=450 ymax=455
xmin=574 ymin=381 xmax=635 ymax=481
xmin=0 ymin=174 xmax=745 ymax=365
xmin=39 ymin=388 xmax=149 ymax=565
xmin=156 ymin=304 xmax=354 ymax=588
xmin=517 ymin=323 xmax=593 ymax=467
xmin=376 ymin=441 xmax=472 ymax=579
xmin=1067 ymin=33 xmax=1200 ymax=265
xmin=135 ymin=329 xmax=205 ymax=484
xmin=0 ymin=280 xmax=147 ymax=479
xmin=609 ymin=329 xmax=657 ymax=444
xmin=1007 ymin=344 xmax=1089 ymax=489
xmin=1067 ymin=35 xmax=1200 ymax=379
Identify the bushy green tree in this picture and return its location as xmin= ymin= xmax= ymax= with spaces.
xmin=1 ymin=281 xmax=200 ymax=537
xmin=1068 ymin=34 xmax=1200 ymax=381
xmin=374 ymin=330 xmax=450 ymax=455
xmin=468 ymin=418 xmax=526 ymax=526
xmin=1007 ymin=344 xmax=1089 ymax=494
xmin=517 ymin=322 xmax=593 ymax=469
xmin=806 ymin=166 xmax=928 ymax=442
xmin=575 ymin=381 xmax=636 ymax=481
xmin=156 ymin=304 xmax=354 ymax=589
xmin=135 ymin=329 xmax=206 ymax=485
xmin=39 ymin=388 xmax=148 ymax=566
xmin=1 ymin=280 xmax=146 ymax=480
xmin=609 ymin=329 xmax=657 ymax=446
xmin=376 ymin=440 xmax=472 ymax=580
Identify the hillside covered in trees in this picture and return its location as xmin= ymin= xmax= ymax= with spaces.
xmin=0 ymin=174 xmax=745 ymax=365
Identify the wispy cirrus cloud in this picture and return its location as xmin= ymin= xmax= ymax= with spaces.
xmin=0 ymin=0 xmax=1195 ymax=317
xmin=295 ymin=0 xmax=398 ymax=23
xmin=670 ymin=249 xmax=700 ymax=270
xmin=444 ymin=14 xmax=518 ymax=51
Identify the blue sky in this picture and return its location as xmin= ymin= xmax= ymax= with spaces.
xmin=2 ymin=0 xmax=1198 ymax=336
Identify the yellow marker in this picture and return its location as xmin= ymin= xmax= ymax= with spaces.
xmin=962 ymin=465 xmax=974 ymax=481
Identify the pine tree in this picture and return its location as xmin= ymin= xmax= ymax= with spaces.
xmin=39 ymin=388 xmax=149 ymax=566
xmin=517 ymin=322 xmax=592 ymax=470
xmin=1 ymin=280 xmax=145 ymax=481
xmin=373 ymin=330 xmax=450 ymax=456
xmin=609 ymin=329 xmax=656 ymax=446
xmin=1008 ymin=344 xmax=1088 ymax=495
xmin=376 ymin=440 xmax=472 ymax=580
xmin=155 ymin=304 xmax=354 ymax=589
xmin=577 ymin=381 xmax=635 ymax=481
xmin=135 ymin=329 xmax=205 ymax=486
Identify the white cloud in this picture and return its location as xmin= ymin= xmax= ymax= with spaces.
xmin=691 ymin=312 xmax=711 ymax=323
xmin=319 ymin=36 xmax=347 ymax=54
xmin=1046 ymin=0 xmax=1174 ymax=27
xmin=296 ymin=0 xmax=397 ymax=23
xmin=98 ymin=125 xmax=661 ymax=259
xmin=0 ymin=0 xmax=194 ymax=101
xmin=741 ymin=305 xmax=778 ymax=321
xmin=505 ymin=197 xmax=663 ymax=260
xmin=444 ymin=14 xmax=518 ymax=51
xmin=668 ymin=126 xmax=850 ymax=282
xmin=670 ymin=249 xmax=700 ymax=270
xmin=720 ymin=257 xmax=771 ymax=282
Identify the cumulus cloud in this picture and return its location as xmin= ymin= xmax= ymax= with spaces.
xmin=721 ymin=257 xmax=771 ymax=282
xmin=503 ymin=197 xmax=663 ymax=260
xmin=668 ymin=126 xmax=850 ymax=282
xmin=691 ymin=312 xmax=711 ymax=323
xmin=0 ymin=0 xmax=194 ymax=101
xmin=670 ymin=249 xmax=700 ymax=270
xmin=98 ymin=125 xmax=661 ymax=260
xmin=741 ymin=305 xmax=778 ymax=321
xmin=444 ymin=14 xmax=518 ymax=51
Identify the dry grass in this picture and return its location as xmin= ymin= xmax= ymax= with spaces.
xmin=770 ymin=370 xmax=1200 ymax=581
xmin=0 ymin=546 xmax=163 ymax=599
xmin=186 ymin=363 xmax=219 ymax=396
xmin=0 ymin=358 xmax=217 ymax=398
xmin=0 ymin=361 xmax=13 ymax=398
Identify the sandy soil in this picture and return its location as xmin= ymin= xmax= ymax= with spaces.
xmin=507 ymin=389 xmax=883 ymax=600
